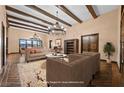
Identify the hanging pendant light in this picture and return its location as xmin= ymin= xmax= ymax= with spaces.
xmin=48 ymin=11 xmax=66 ymax=36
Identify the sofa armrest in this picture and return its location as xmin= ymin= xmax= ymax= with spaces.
xmin=46 ymin=58 xmax=72 ymax=82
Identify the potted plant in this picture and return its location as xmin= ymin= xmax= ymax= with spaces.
xmin=103 ymin=42 xmax=115 ymax=63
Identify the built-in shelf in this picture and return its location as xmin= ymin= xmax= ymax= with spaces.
xmin=64 ymin=39 xmax=79 ymax=54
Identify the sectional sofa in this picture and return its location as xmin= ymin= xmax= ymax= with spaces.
xmin=46 ymin=52 xmax=100 ymax=87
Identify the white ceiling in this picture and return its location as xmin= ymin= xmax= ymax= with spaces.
xmin=92 ymin=5 xmax=119 ymax=16
xmin=65 ymin=5 xmax=93 ymax=21
xmin=7 ymin=5 xmax=119 ymax=33
xmin=37 ymin=5 xmax=78 ymax=25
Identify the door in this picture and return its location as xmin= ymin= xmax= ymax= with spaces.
xmin=81 ymin=33 xmax=99 ymax=53
xmin=1 ymin=22 xmax=5 ymax=67
xmin=82 ymin=36 xmax=89 ymax=52
xmin=89 ymin=34 xmax=99 ymax=52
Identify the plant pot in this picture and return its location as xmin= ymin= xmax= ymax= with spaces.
xmin=106 ymin=59 xmax=111 ymax=63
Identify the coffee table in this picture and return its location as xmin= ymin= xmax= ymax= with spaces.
xmin=46 ymin=53 xmax=67 ymax=58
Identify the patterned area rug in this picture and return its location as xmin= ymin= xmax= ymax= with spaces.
xmin=17 ymin=60 xmax=47 ymax=87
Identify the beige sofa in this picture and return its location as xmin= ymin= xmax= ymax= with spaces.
xmin=46 ymin=52 xmax=100 ymax=87
xmin=25 ymin=48 xmax=46 ymax=62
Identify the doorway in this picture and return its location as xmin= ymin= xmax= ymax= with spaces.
xmin=1 ymin=22 xmax=5 ymax=68
xmin=81 ymin=33 xmax=99 ymax=53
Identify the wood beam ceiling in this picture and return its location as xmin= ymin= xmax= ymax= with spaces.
xmin=86 ymin=5 xmax=97 ymax=19
xmin=9 ymin=24 xmax=48 ymax=34
xmin=25 ymin=5 xmax=72 ymax=27
xmin=56 ymin=5 xmax=82 ymax=23
xmin=7 ymin=14 xmax=48 ymax=28
xmin=6 ymin=6 xmax=53 ymax=26
xmin=8 ymin=20 xmax=49 ymax=32
xmin=6 ymin=14 xmax=9 ymax=28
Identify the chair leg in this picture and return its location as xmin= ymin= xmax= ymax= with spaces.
xmin=92 ymin=74 xmax=95 ymax=79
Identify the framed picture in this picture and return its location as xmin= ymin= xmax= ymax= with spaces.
xmin=55 ymin=39 xmax=61 ymax=46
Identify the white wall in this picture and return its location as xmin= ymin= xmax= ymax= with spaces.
xmin=0 ymin=5 xmax=7 ymax=73
xmin=8 ymin=27 xmax=49 ymax=53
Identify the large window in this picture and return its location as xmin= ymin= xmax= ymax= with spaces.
xmin=27 ymin=40 xmax=32 ymax=48
xmin=32 ymin=40 xmax=38 ymax=48
xmin=19 ymin=39 xmax=27 ymax=48
xmin=19 ymin=39 xmax=43 ymax=49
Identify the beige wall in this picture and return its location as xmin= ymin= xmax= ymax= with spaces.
xmin=117 ymin=7 xmax=121 ymax=67
xmin=8 ymin=7 xmax=121 ymax=67
xmin=0 ymin=5 xmax=7 ymax=72
xmin=49 ymin=8 xmax=121 ymax=63
xmin=65 ymin=8 xmax=120 ymax=62
xmin=48 ymin=35 xmax=65 ymax=53
xmin=8 ymin=27 xmax=49 ymax=53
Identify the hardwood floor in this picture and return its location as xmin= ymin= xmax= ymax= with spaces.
xmin=112 ymin=63 xmax=124 ymax=86
xmin=0 ymin=54 xmax=21 ymax=87
xmin=91 ymin=62 xmax=112 ymax=86
xmin=0 ymin=54 xmax=124 ymax=87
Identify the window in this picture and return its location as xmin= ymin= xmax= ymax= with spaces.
xmin=32 ymin=40 xmax=38 ymax=48
xmin=27 ymin=40 xmax=32 ymax=48
xmin=19 ymin=39 xmax=43 ymax=49
xmin=19 ymin=39 xmax=27 ymax=48
xmin=38 ymin=40 xmax=42 ymax=47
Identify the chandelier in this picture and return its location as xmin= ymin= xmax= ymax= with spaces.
xmin=48 ymin=11 xmax=66 ymax=36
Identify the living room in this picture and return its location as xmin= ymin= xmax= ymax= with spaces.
xmin=0 ymin=5 xmax=124 ymax=87
xmin=8 ymin=5 xmax=120 ymax=62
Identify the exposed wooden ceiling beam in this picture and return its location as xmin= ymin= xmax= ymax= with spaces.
xmin=56 ymin=5 xmax=82 ymax=23
xmin=6 ymin=14 xmax=9 ymax=28
xmin=9 ymin=24 xmax=48 ymax=34
xmin=7 ymin=14 xmax=48 ymax=28
xmin=6 ymin=6 xmax=53 ymax=25
xmin=25 ymin=5 xmax=72 ymax=27
xmin=8 ymin=20 xmax=49 ymax=32
xmin=86 ymin=5 xmax=97 ymax=19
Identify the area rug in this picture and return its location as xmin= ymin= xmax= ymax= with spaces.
xmin=17 ymin=60 xmax=47 ymax=87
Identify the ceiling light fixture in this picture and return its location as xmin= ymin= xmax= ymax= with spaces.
xmin=48 ymin=11 xmax=66 ymax=36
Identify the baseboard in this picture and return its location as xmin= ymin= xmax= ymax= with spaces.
xmin=100 ymin=59 xmax=106 ymax=62
xmin=100 ymin=59 xmax=117 ymax=63
xmin=8 ymin=52 xmax=19 ymax=55
xmin=111 ymin=61 xmax=117 ymax=63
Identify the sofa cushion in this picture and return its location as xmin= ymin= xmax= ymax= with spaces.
xmin=29 ymin=53 xmax=43 ymax=57
xmin=82 ymin=52 xmax=98 ymax=56
xmin=46 ymin=53 xmax=100 ymax=87
xmin=68 ymin=54 xmax=86 ymax=62
xmin=35 ymin=48 xmax=42 ymax=53
xmin=30 ymin=50 xmax=35 ymax=54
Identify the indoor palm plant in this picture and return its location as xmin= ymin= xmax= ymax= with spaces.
xmin=103 ymin=42 xmax=115 ymax=63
